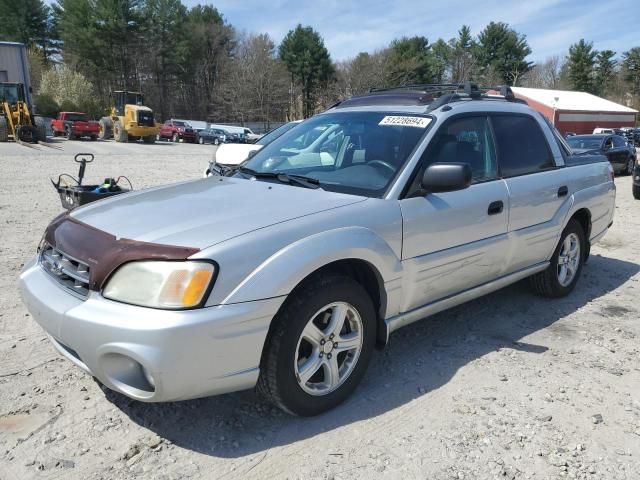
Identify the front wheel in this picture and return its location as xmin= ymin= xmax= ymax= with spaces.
xmin=633 ymin=184 xmax=640 ymax=200
xmin=198 ymin=136 xmax=204 ymax=145
xmin=530 ymin=219 xmax=586 ymax=298
xmin=257 ymin=275 xmax=376 ymax=416
xmin=214 ymin=138 xmax=220 ymax=146
xmin=172 ymin=133 xmax=179 ymax=143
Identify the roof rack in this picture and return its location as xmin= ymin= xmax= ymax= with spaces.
xmin=333 ymin=82 xmax=526 ymax=110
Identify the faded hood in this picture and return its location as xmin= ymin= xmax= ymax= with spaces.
xmin=71 ymin=177 xmax=366 ymax=249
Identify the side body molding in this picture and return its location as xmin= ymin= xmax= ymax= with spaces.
xmin=221 ymin=227 xmax=404 ymax=312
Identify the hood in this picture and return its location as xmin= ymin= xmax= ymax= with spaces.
xmin=215 ymin=144 xmax=262 ymax=166
xmin=71 ymin=177 xmax=366 ymax=249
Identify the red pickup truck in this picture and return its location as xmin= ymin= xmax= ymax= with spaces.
xmin=51 ymin=112 xmax=100 ymax=140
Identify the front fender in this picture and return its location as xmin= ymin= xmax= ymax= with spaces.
xmin=221 ymin=227 xmax=403 ymax=307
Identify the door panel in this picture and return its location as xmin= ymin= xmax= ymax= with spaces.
xmin=503 ymin=166 xmax=572 ymax=272
xmin=400 ymin=180 xmax=509 ymax=312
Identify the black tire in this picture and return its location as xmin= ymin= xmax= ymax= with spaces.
xmin=633 ymin=184 xmax=640 ymax=200
xmin=198 ymin=136 xmax=204 ymax=145
xmin=627 ymin=156 xmax=636 ymax=176
xmin=0 ymin=117 xmax=9 ymax=142
xmin=34 ymin=116 xmax=47 ymax=142
xmin=99 ymin=117 xmax=112 ymax=140
xmin=172 ymin=133 xmax=179 ymax=142
xmin=113 ymin=120 xmax=128 ymax=142
xmin=65 ymin=126 xmax=73 ymax=140
xmin=214 ymin=138 xmax=219 ymax=146
xmin=257 ymin=275 xmax=376 ymax=416
xmin=530 ymin=219 xmax=586 ymax=298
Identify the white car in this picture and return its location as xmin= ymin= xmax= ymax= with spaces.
xmin=593 ymin=128 xmax=614 ymax=134
xmin=205 ymin=121 xmax=302 ymax=176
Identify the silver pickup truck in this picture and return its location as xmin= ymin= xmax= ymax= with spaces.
xmin=20 ymin=84 xmax=616 ymax=416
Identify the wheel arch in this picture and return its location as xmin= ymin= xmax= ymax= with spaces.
xmin=569 ymin=207 xmax=592 ymax=259
xmin=286 ymin=258 xmax=389 ymax=348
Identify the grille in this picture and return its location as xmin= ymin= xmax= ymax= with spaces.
xmin=137 ymin=111 xmax=155 ymax=127
xmin=40 ymin=244 xmax=90 ymax=298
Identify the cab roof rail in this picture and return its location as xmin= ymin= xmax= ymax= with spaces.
xmin=333 ymin=82 xmax=526 ymax=110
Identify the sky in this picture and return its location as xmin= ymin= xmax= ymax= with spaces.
xmin=181 ymin=0 xmax=639 ymax=62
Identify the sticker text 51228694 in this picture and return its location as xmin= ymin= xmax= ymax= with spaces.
xmin=378 ymin=116 xmax=432 ymax=128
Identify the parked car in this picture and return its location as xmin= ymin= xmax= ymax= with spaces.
xmin=51 ymin=112 xmax=100 ymax=140
xmin=20 ymin=84 xmax=616 ymax=416
xmin=205 ymin=121 xmax=302 ymax=176
xmin=243 ymin=128 xmax=262 ymax=143
xmin=566 ymin=134 xmax=636 ymax=175
xmin=158 ymin=120 xmax=197 ymax=143
xmin=197 ymin=128 xmax=226 ymax=145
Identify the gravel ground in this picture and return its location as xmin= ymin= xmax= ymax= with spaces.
xmin=0 ymin=139 xmax=639 ymax=480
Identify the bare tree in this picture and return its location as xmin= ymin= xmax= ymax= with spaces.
xmin=523 ymin=55 xmax=564 ymax=89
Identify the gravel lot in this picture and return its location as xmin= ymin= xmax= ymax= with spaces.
xmin=1 ymin=139 xmax=639 ymax=480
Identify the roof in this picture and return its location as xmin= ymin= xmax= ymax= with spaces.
xmin=511 ymin=87 xmax=638 ymax=113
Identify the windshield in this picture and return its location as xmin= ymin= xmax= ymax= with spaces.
xmin=566 ymin=136 xmax=603 ymax=149
xmin=173 ymin=121 xmax=186 ymax=127
xmin=65 ymin=113 xmax=87 ymax=122
xmin=256 ymin=122 xmax=301 ymax=146
xmin=0 ymin=84 xmax=21 ymax=104
xmin=240 ymin=111 xmax=431 ymax=197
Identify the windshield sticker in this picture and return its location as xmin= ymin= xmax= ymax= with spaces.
xmin=379 ymin=116 xmax=431 ymax=128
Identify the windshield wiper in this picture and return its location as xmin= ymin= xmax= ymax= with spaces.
xmin=238 ymin=166 xmax=321 ymax=189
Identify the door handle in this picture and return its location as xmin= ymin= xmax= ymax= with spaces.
xmin=487 ymin=200 xmax=504 ymax=215
xmin=558 ymin=186 xmax=569 ymax=197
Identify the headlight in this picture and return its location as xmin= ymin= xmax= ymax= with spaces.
xmin=103 ymin=261 xmax=215 ymax=309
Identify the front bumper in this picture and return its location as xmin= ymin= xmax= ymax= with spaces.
xmin=19 ymin=257 xmax=284 ymax=402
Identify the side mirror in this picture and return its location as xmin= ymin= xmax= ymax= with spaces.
xmin=421 ymin=163 xmax=472 ymax=193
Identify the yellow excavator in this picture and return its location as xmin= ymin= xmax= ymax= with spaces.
xmin=98 ymin=90 xmax=160 ymax=143
xmin=0 ymin=82 xmax=46 ymax=143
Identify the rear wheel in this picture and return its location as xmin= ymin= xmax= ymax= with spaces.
xmin=530 ymin=219 xmax=586 ymax=298
xmin=0 ymin=117 xmax=9 ymax=142
xmin=99 ymin=117 xmax=112 ymax=140
xmin=257 ymin=275 xmax=376 ymax=416
xmin=65 ymin=125 xmax=73 ymax=140
xmin=172 ymin=132 xmax=179 ymax=142
xmin=633 ymin=184 xmax=640 ymax=200
xmin=198 ymin=136 xmax=204 ymax=144
xmin=214 ymin=138 xmax=219 ymax=146
xmin=627 ymin=156 xmax=636 ymax=176
xmin=113 ymin=120 xmax=128 ymax=142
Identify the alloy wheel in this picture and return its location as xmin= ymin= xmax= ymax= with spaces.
xmin=557 ymin=232 xmax=580 ymax=287
xmin=294 ymin=302 xmax=363 ymax=396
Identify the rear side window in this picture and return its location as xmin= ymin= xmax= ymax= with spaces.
xmin=491 ymin=115 xmax=554 ymax=177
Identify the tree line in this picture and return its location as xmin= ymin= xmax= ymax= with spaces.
xmin=1 ymin=0 xmax=639 ymax=126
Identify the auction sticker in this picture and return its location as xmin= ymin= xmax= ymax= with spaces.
xmin=379 ymin=116 xmax=431 ymax=128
